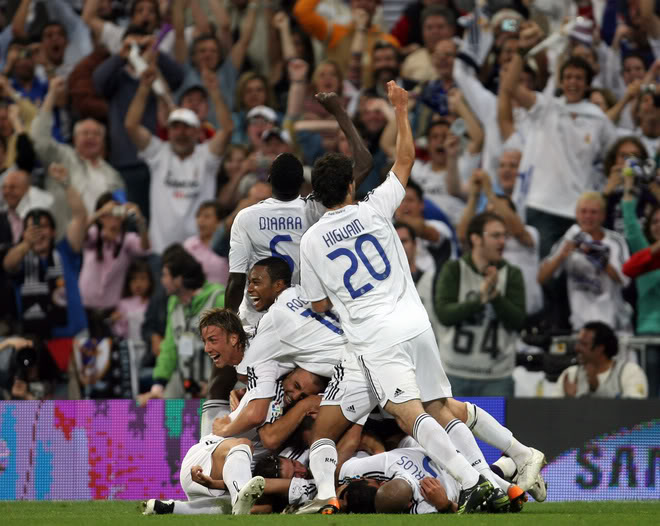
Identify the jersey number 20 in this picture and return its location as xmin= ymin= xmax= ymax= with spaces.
xmin=326 ymin=234 xmax=391 ymax=299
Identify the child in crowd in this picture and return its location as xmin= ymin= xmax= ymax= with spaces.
xmin=183 ymin=201 xmax=229 ymax=286
xmin=111 ymin=258 xmax=154 ymax=342
xmin=78 ymin=193 xmax=150 ymax=337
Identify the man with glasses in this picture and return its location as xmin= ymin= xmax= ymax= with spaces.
xmin=435 ymin=211 xmax=526 ymax=397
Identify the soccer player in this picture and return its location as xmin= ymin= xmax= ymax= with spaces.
xmin=298 ymin=81 xmax=496 ymax=514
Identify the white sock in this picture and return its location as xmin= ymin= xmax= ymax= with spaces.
xmin=490 ymin=472 xmax=511 ymax=492
xmin=493 ymin=456 xmax=517 ymax=479
xmin=222 ymin=444 xmax=253 ymax=506
xmin=413 ymin=413 xmax=479 ymax=489
xmin=446 ymin=418 xmax=499 ymax=489
xmin=466 ymin=402 xmax=515 ymax=452
xmin=309 ymin=439 xmax=337 ymax=500
xmin=503 ymin=439 xmax=533 ymax=467
xmin=201 ymin=400 xmax=230 ymax=437
xmin=172 ymin=497 xmax=231 ymax=515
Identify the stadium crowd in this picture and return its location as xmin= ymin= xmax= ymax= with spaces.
xmin=0 ymin=0 xmax=657 ymax=406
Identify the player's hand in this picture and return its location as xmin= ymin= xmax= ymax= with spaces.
xmin=420 ymin=477 xmax=451 ymax=512
xmin=191 ymin=465 xmax=214 ymax=488
xmin=301 ymin=394 xmax=322 ymax=414
xmin=386 ymin=81 xmax=408 ymax=110
xmin=212 ymin=414 xmax=231 ymax=436
xmin=230 ymin=388 xmax=246 ymax=411
xmin=563 ymin=370 xmax=578 ymax=398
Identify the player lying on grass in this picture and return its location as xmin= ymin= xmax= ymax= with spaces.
xmin=142 ymin=362 xmax=325 ymax=515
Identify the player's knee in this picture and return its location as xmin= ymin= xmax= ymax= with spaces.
xmin=230 ymin=438 xmax=254 ymax=454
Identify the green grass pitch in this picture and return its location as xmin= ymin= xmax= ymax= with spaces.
xmin=1 ymin=501 xmax=660 ymax=526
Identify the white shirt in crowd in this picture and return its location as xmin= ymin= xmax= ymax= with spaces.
xmin=546 ymin=224 xmax=630 ymax=330
xmin=410 ymin=161 xmax=466 ymax=226
xmin=139 ymin=136 xmax=221 ymax=253
xmin=516 ymin=95 xmax=617 ymax=219
xmin=503 ymin=226 xmax=543 ymax=316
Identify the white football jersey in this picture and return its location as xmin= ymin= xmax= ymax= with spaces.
xmin=300 ymin=173 xmax=430 ymax=354
xmin=339 ymin=447 xmax=460 ymax=514
xmin=229 ymin=196 xmax=325 ymax=325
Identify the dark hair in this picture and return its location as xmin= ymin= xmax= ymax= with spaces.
xmin=197 ymin=307 xmax=248 ymax=350
xmin=122 ymin=258 xmax=154 ymax=298
xmin=406 ymin=179 xmax=424 ymax=202
xmin=622 ymin=51 xmax=649 ymax=70
xmin=602 ymin=136 xmax=647 ymax=182
xmin=162 ymin=243 xmax=206 ymax=290
xmin=196 ymin=200 xmax=223 ymax=220
xmin=394 ymin=221 xmax=417 ymax=242
xmin=41 ymin=21 xmax=67 ymax=39
xmin=269 ymin=153 xmax=304 ymax=200
xmin=421 ymin=5 xmax=456 ymax=28
xmin=129 ymin=0 xmax=161 ymax=25
xmin=344 ymin=480 xmax=378 ymax=514
xmin=559 ymin=56 xmax=594 ymax=88
xmin=588 ymin=87 xmax=617 ymax=110
xmin=191 ymin=33 xmax=223 ymax=70
xmin=23 ymin=208 xmax=56 ymax=231
xmin=311 ymin=153 xmax=353 ymax=208
xmin=253 ymin=256 xmax=293 ymax=287
xmin=425 ymin=118 xmax=450 ymax=138
xmin=466 ymin=211 xmax=505 ymax=249
xmin=372 ymin=40 xmax=400 ymax=64
xmin=583 ymin=321 xmax=618 ymax=358
xmin=93 ymin=192 xmax=125 ymax=261
xmin=122 ymin=24 xmax=152 ymax=40
xmin=253 ymin=454 xmax=281 ymax=479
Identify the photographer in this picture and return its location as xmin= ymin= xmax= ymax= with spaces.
xmin=2 ymin=164 xmax=87 ymax=341
xmin=601 ymin=136 xmax=657 ymax=237
xmin=138 ymin=245 xmax=225 ymax=404
xmin=538 ymin=192 xmax=630 ymax=332
xmin=0 ymin=336 xmax=60 ymax=400
xmin=78 ymin=192 xmax=150 ymax=339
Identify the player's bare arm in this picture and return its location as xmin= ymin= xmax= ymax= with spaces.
xmin=387 ymin=81 xmax=415 ymax=187
xmin=316 ymin=92 xmax=373 ymax=188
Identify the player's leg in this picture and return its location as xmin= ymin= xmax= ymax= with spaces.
xmin=445 ymin=398 xmax=546 ymax=495
xmin=142 ymin=496 xmax=232 ymax=515
xmin=212 ymin=437 xmax=265 ymax=514
xmin=202 ymin=365 xmax=237 ymax=435
xmin=296 ymin=358 xmax=375 ymax=514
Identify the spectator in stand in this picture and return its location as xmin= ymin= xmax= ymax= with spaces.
xmin=30 ymin=77 xmax=124 ymax=239
xmin=293 ymin=0 xmax=400 ymax=86
xmin=363 ymin=40 xmax=403 ymax=98
xmin=0 ymin=75 xmax=38 ymax=174
xmin=538 ymin=192 xmax=631 ymax=332
xmin=391 ymin=0 xmax=460 ymax=55
xmin=78 ymin=193 xmax=150 ymax=338
xmin=12 ymin=0 xmax=93 ymax=79
xmin=601 ymin=136 xmax=656 ymax=237
xmin=216 ymin=144 xmax=249 ymax=210
xmin=3 ymin=38 xmax=48 ymax=105
xmin=2 ymin=164 xmax=87 ymax=341
xmin=124 ymin=66 xmax=229 ymax=253
xmin=111 ymin=258 xmax=154 ymax=344
xmin=183 ymin=200 xmax=229 ymax=286
xmin=506 ymin=45 xmax=617 ymax=257
xmin=139 ymin=244 xmax=225 ymax=402
xmin=172 ymin=0 xmax=257 ymax=124
xmin=435 ymin=211 xmax=526 ymax=397
xmin=400 ymin=5 xmax=456 ymax=86
xmin=621 ymin=171 xmax=660 ymax=397
xmin=231 ymin=71 xmax=279 ymax=145
xmin=555 ymin=321 xmax=648 ymax=399
xmin=92 ymin=27 xmax=184 ymax=220
xmin=457 ymin=165 xmax=543 ymax=317
xmin=1 ymin=169 xmax=53 ymax=243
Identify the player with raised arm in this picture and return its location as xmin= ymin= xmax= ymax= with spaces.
xmin=297 ymin=81 xmax=497 ymax=515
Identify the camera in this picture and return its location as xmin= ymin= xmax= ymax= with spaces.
xmin=622 ymin=156 xmax=658 ymax=185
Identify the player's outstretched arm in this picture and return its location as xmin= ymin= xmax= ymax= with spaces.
xmin=315 ymin=92 xmax=373 ymax=189
xmin=387 ymin=81 xmax=415 ymax=188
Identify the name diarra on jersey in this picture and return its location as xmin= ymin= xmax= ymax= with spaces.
xmin=258 ymin=216 xmax=304 ymax=230
xmin=322 ymin=218 xmax=365 ymax=248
